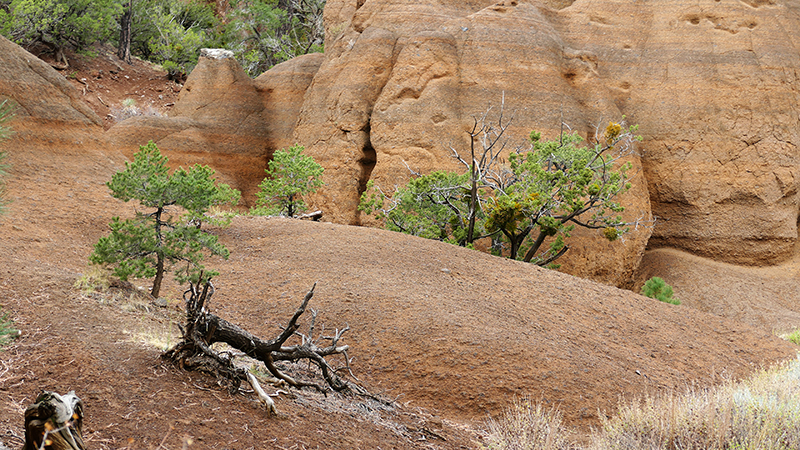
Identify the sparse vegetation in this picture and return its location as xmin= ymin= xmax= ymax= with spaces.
xmin=111 ymin=97 xmax=163 ymax=122
xmin=483 ymin=397 xmax=574 ymax=450
xmin=251 ymin=144 xmax=323 ymax=217
xmin=484 ymin=358 xmax=800 ymax=450
xmin=591 ymin=357 xmax=800 ymax=449
xmin=641 ymin=276 xmax=680 ymax=305
xmin=0 ymin=307 xmax=19 ymax=346
xmin=779 ymin=329 xmax=800 ymax=346
xmin=89 ymin=141 xmax=240 ymax=298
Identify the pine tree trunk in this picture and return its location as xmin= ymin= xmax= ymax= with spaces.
xmin=152 ymin=254 xmax=164 ymax=298
xmin=151 ymin=206 xmax=164 ymax=298
xmin=117 ymin=1 xmax=133 ymax=64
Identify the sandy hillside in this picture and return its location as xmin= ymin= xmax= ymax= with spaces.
xmin=1 ymin=46 xmax=799 ymax=449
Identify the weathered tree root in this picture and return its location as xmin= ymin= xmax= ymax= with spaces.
xmin=163 ymin=279 xmax=370 ymax=414
xmin=23 ymin=391 xmax=86 ymax=450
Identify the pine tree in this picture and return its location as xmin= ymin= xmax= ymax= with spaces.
xmin=252 ymin=144 xmax=323 ymax=218
xmin=90 ymin=141 xmax=240 ymax=298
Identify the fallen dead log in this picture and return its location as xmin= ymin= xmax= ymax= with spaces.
xmin=23 ymin=391 xmax=85 ymax=450
xmin=164 ymin=279 xmax=366 ymax=414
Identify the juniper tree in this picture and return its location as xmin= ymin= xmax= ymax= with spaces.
xmin=90 ymin=141 xmax=240 ymax=298
xmin=360 ymin=105 xmax=642 ymax=267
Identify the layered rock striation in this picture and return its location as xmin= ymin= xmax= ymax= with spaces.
xmin=107 ymin=50 xmax=323 ymax=203
xmin=292 ymin=0 xmax=800 ymax=279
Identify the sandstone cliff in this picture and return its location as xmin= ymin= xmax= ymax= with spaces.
xmin=290 ymin=0 xmax=800 ymax=282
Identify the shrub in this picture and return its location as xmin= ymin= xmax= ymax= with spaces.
xmin=640 ymin=277 xmax=680 ymax=305
xmin=590 ymin=357 xmax=800 ymax=450
xmin=483 ymin=397 xmax=575 ymax=450
xmin=252 ymin=144 xmax=323 ymax=217
xmin=361 ymin=107 xmax=642 ymax=267
xmin=0 ymin=0 xmax=122 ymax=66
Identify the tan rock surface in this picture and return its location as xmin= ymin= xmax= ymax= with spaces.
xmin=0 ymin=34 xmax=103 ymax=143
xmin=298 ymin=1 xmax=653 ymax=285
xmin=254 ymin=53 xmax=325 ymax=153
xmin=294 ymin=0 xmax=800 ymax=281
xmin=106 ymin=52 xmax=323 ymax=204
xmin=562 ymin=0 xmax=800 ymax=266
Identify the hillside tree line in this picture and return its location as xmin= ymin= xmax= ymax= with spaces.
xmin=0 ymin=0 xmax=326 ymax=78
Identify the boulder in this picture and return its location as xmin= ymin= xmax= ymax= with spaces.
xmin=0 ymin=34 xmax=103 ymax=144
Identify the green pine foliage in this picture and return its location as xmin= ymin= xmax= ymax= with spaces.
xmin=251 ymin=144 xmax=323 ymax=218
xmin=360 ymin=118 xmax=641 ymax=267
xmin=0 ymin=0 xmax=122 ymax=63
xmin=90 ymin=141 xmax=240 ymax=298
xmin=130 ymin=0 xmax=219 ymax=79
xmin=640 ymin=276 xmax=680 ymax=305
xmin=359 ymin=171 xmax=477 ymax=241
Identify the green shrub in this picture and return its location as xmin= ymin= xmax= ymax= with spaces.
xmin=780 ymin=329 xmax=800 ymax=346
xmin=251 ymin=145 xmax=323 ymax=218
xmin=640 ymin=276 xmax=680 ymax=305
xmin=0 ymin=307 xmax=19 ymax=347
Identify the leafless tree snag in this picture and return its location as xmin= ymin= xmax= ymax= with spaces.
xmin=164 ymin=279 xmax=364 ymax=414
xmin=23 ymin=391 xmax=86 ymax=450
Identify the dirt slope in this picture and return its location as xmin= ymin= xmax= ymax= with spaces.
xmin=0 ymin=125 xmax=797 ymax=447
xmin=1 ymin=45 xmax=798 ymax=449
xmin=636 ymin=247 xmax=800 ymax=333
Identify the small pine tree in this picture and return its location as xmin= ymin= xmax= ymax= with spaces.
xmin=90 ymin=141 xmax=240 ymax=298
xmin=641 ymin=277 xmax=680 ymax=305
xmin=252 ymin=144 xmax=323 ymax=217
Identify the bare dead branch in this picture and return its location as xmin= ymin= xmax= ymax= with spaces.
xmin=164 ymin=280 xmax=374 ymax=415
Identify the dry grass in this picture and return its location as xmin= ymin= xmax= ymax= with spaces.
xmin=484 ymin=357 xmax=800 ymax=450
xmin=483 ymin=397 xmax=576 ymax=449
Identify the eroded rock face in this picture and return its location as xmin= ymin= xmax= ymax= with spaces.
xmin=297 ymin=0 xmax=653 ymax=285
xmin=562 ymin=0 xmax=800 ymax=265
xmin=0 ymin=34 xmax=102 ymax=140
xmin=107 ymin=51 xmax=323 ymax=204
xmin=293 ymin=0 xmax=800 ymax=282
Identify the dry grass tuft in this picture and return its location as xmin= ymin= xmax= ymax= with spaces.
xmin=485 ymin=357 xmax=800 ymax=450
xmin=483 ymin=397 xmax=576 ymax=449
xmin=591 ymin=356 xmax=800 ymax=450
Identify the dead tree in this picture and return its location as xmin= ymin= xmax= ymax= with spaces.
xmin=23 ymin=391 xmax=86 ymax=450
xmin=164 ymin=279 xmax=360 ymax=414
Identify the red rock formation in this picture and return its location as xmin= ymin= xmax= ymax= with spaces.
xmin=297 ymin=1 xmax=653 ymax=285
xmin=106 ymin=50 xmax=323 ymax=204
xmin=0 ymin=34 xmax=103 ymax=143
